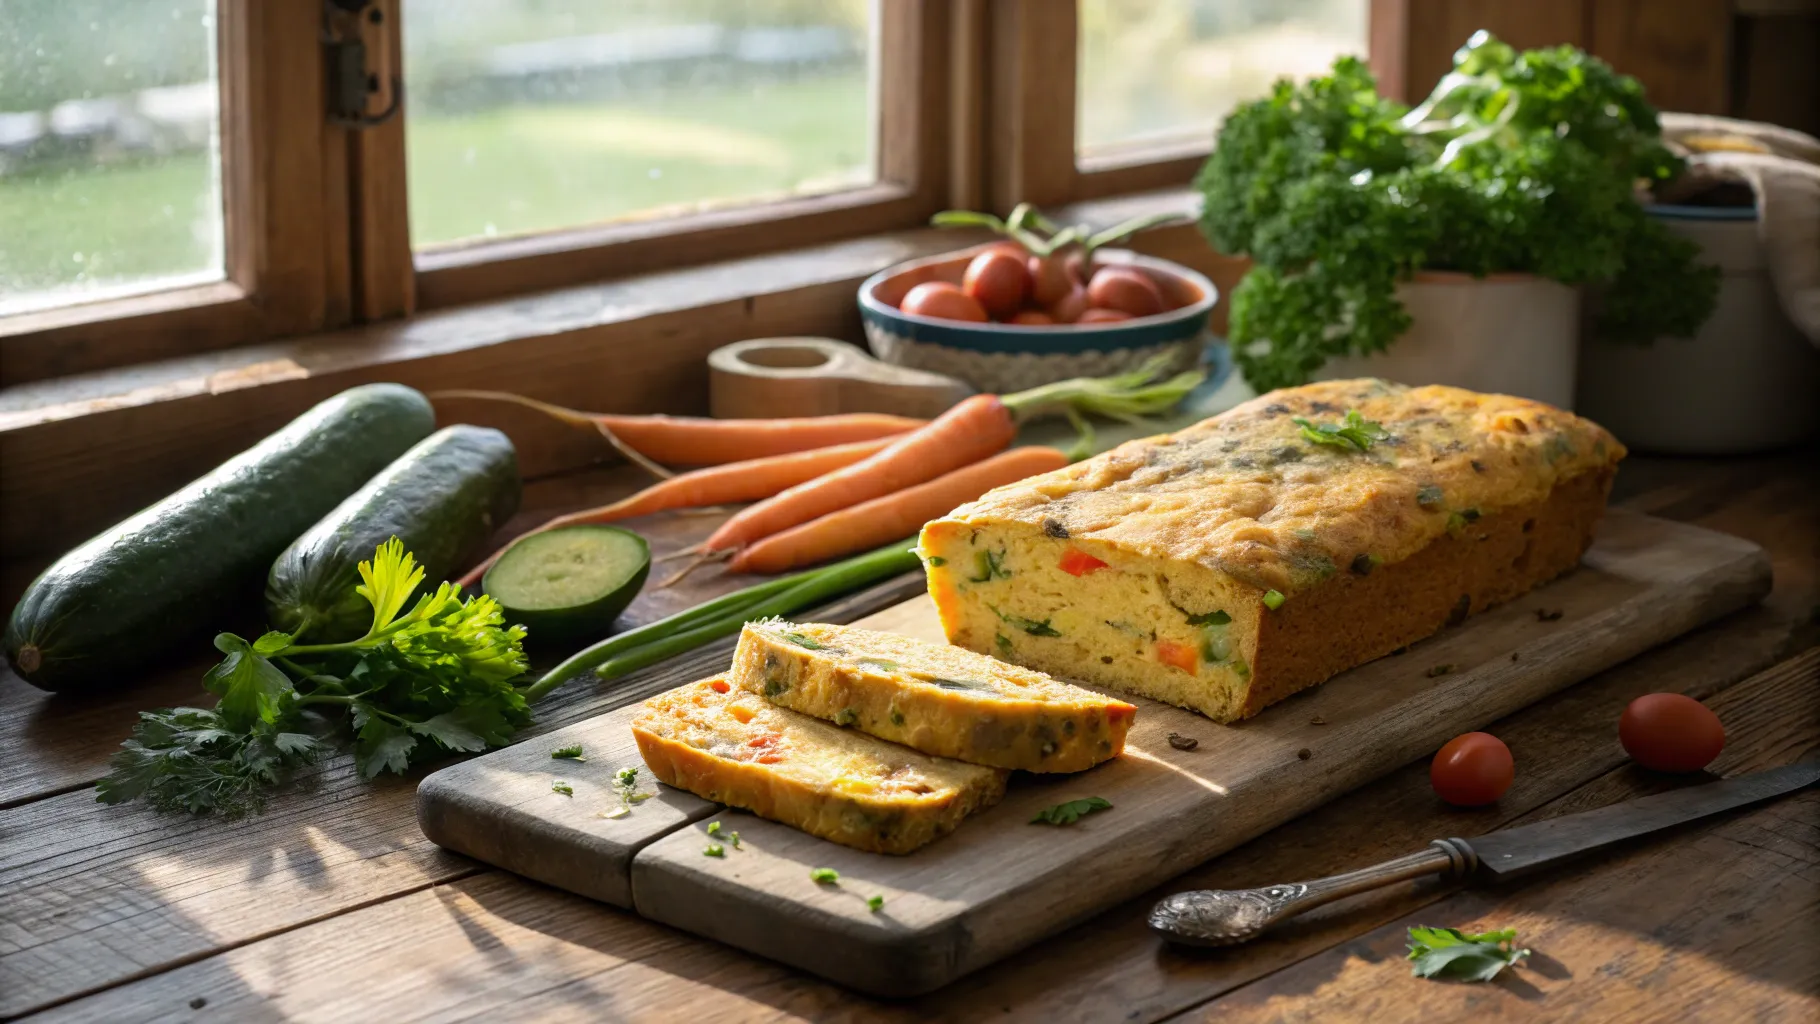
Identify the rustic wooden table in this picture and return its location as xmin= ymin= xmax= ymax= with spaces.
xmin=2 ymin=448 xmax=1815 ymax=1023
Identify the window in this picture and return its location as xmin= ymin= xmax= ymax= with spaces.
xmin=4 ymin=0 xmax=1384 ymax=386
xmin=0 ymin=0 xmax=224 ymax=316
xmin=1077 ymin=0 xmax=1370 ymax=162
xmin=403 ymin=0 xmax=878 ymax=252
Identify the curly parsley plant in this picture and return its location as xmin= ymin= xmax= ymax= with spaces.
xmin=1196 ymin=31 xmax=1719 ymax=392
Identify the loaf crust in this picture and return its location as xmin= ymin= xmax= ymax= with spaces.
xmin=918 ymin=380 xmax=1625 ymax=722
xmin=633 ymin=676 xmax=1007 ymax=854
xmin=730 ymin=620 xmax=1135 ymax=773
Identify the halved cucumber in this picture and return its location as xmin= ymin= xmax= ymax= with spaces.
xmin=483 ymin=525 xmax=651 ymax=642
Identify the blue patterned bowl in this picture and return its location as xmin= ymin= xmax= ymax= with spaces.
xmin=859 ymin=245 xmax=1219 ymax=392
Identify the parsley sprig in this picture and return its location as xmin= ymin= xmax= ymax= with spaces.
xmin=1031 ymin=796 xmax=1112 ymax=826
xmin=96 ymin=538 xmax=530 ymax=817
xmin=1295 ymin=410 xmax=1390 ymax=452
xmin=1407 ymin=926 xmax=1530 ymax=982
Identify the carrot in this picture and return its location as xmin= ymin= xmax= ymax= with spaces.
xmin=429 ymin=390 xmax=925 ymax=466
xmin=455 ymin=437 xmax=895 ymax=588
xmin=702 ymin=393 xmax=1017 ymax=554
xmin=729 ymin=446 xmax=1070 ymax=574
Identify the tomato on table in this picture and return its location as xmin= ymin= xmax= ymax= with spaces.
xmin=1620 ymin=693 xmax=1724 ymax=772
xmin=1430 ymin=731 xmax=1514 ymax=806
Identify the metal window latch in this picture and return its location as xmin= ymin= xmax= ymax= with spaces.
xmin=325 ymin=0 xmax=402 ymax=129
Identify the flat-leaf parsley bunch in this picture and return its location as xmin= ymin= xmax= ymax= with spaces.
xmin=1196 ymin=31 xmax=1719 ymax=391
xmin=98 ymin=538 xmax=530 ymax=816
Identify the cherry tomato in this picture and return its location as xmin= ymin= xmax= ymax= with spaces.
xmin=899 ymin=281 xmax=988 ymax=322
xmin=1430 ymin=732 xmax=1514 ymax=807
xmin=962 ymin=250 xmax=1031 ymax=319
xmin=1026 ymin=254 xmax=1072 ymax=306
xmin=1619 ymin=693 xmax=1724 ymax=772
xmin=1077 ymin=307 xmax=1133 ymax=323
xmin=1065 ymin=250 xmax=1093 ymax=286
xmin=1006 ymin=309 xmax=1055 ymax=326
xmin=1087 ymin=267 xmax=1165 ymax=318
xmin=1048 ymin=284 xmax=1089 ymax=324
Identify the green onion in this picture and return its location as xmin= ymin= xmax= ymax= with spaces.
xmin=810 ymin=867 xmax=840 ymax=884
xmin=1262 ymin=589 xmax=1286 ymax=610
xmin=520 ymin=541 xmax=919 ymax=703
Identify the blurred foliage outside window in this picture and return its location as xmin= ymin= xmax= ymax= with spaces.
xmin=402 ymin=0 xmax=877 ymax=249
xmin=1078 ymin=0 xmax=1368 ymax=157
xmin=0 ymin=0 xmax=223 ymax=316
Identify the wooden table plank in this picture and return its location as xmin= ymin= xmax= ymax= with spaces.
xmin=906 ymin=623 xmax=1815 ymax=1023
xmin=26 ymin=640 xmax=1812 ymax=1024
xmin=0 ymin=569 xmax=923 ymax=1020
xmin=3 ymin=449 xmax=1813 ymax=1021
xmin=1179 ymin=650 xmax=1820 ymax=1023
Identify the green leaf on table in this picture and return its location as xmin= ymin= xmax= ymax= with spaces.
xmin=354 ymin=713 xmax=417 ymax=779
xmin=95 ymin=706 xmax=326 ymax=817
xmin=203 ymin=634 xmax=295 ymax=731
xmin=406 ymin=709 xmax=491 ymax=754
xmin=1030 ymin=796 xmax=1113 ymax=826
xmin=1407 ymin=925 xmax=1530 ymax=982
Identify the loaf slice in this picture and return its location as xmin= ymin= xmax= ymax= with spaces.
xmin=730 ymin=619 xmax=1136 ymax=772
xmin=918 ymin=380 xmax=1625 ymax=723
xmin=632 ymin=676 xmax=1008 ymax=854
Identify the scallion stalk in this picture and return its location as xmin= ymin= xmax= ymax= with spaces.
xmin=520 ymin=540 xmax=921 ymax=703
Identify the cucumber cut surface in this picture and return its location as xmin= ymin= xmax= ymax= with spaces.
xmin=484 ymin=526 xmax=651 ymax=641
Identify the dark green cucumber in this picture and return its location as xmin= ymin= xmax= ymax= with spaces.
xmin=4 ymin=384 xmax=436 ymax=693
xmin=482 ymin=525 xmax=650 ymax=642
xmin=265 ymin=425 xmax=521 ymax=642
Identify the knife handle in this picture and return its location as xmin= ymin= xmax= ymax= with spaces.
xmin=1148 ymin=838 xmax=1478 ymax=947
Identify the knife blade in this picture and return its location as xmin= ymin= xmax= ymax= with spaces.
xmin=1148 ymin=761 xmax=1819 ymax=947
xmin=1465 ymin=759 xmax=1820 ymax=881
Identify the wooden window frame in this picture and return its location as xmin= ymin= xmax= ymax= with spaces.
xmin=984 ymin=0 xmax=1393 ymax=210
xmin=0 ymin=0 xmax=345 ymax=388
xmin=391 ymin=0 xmax=956 ymax=312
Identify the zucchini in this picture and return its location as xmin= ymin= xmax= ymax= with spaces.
xmin=266 ymin=425 xmax=521 ymax=642
xmin=483 ymin=525 xmax=650 ymax=642
xmin=4 ymin=384 xmax=436 ymax=693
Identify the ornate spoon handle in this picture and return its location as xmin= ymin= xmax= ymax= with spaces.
xmin=1148 ymin=837 xmax=1479 ymax=947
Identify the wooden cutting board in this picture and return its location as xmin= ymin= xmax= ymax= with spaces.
xmin=417 ymin=511 xmax=1769 ymax=996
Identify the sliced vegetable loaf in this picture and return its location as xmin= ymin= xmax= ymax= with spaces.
xmin=632 ymin=676 xmax=1007 ymax=854
xmin=730 ymin=619 xmax=1135 ymax=772
xmin=918 ymin=379 xmax=1625 ymax=723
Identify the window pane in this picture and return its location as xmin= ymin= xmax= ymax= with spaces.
xmin=0 ymin=0 xmax=223 ymax=316
xmin=1077 ymin=0 xmax=1368 ymax=159
xmin=403 ymin=0 xmax=876 ymax=251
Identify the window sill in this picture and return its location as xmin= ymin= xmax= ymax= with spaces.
xmin=0 ymin=187 xmax=1231 ymax=558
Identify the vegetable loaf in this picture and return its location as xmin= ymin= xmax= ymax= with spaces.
xmin=633 ymin=676 xmax=1007 ymax=854
xmin=918 ymin=379 xmax=1625 ymax=723
xmin=730 ymin=619 xmax=1135 ymax=772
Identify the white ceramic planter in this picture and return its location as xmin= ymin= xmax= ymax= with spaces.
xmin=1575 ymin=206 xmax=1820 ymax=455
xmin=1316 ymin=272 xmax=1581 ymax=409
